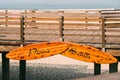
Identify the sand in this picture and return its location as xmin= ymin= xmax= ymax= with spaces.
xmin=73 ymin=72 xmax=120 ymax=80
xmin=0 ymin=54 xmax=119 ymax=80
xmin=0 ymin=62 xmax=109 ymax=80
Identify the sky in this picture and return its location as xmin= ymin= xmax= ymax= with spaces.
xmin=0 ymin=0 xmax=120 ymax=9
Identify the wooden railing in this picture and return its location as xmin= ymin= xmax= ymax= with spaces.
xmin=0 ymin=10 xmax=102 ymax=47
xmin=0 ymin=10 xmax=120 ymax=54
xmin=0 ymin=9 xmax=120 ymax=80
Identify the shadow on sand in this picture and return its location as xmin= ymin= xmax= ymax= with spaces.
xmin=0 ymin=62 xmax=96 ymax=80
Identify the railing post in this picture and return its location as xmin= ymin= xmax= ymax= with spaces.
xmin=24 ymin=10 xmax=27 ymax=28
xmin=59 ymin=15 xmax=64 ymax=42
xmin=101 ymin=17 xmax=106 ymax=52
xmin=5 ymin=10 xmax=8 ymax=27
xmin=2 ymin=52 xmax=10 ymax=80
xmin=20 ymin=15 xmax=25 ymax=45
xmin=102 ymin=17 xmax=118 ymax=73
xmin=31 ymin=10 xmax=36 ymax=27
xmin=20 ymin=15 xmax=26 ymax=80
xmin=94 ymin=17 xmax=104 ymax=75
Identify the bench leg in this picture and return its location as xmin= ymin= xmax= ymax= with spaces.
xmin=2 ymin=52 xmax=10 ymax=80
xmin=109 ymin=62 xmax=118 ymax=73
xmin=19 ymin=60 xmax=26 ymax=80
xmin=94 ymin=63 xmax=101 ymax=75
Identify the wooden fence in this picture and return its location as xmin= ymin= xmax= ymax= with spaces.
xmin=0 ymin=9 xmax=120 ymax=80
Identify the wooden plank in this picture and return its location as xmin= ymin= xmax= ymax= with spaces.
xmin=0 ymin=32 xmax=20 ymax=34
xmin=63 ymin=13 xmax=101 ymax=17
xmin=0 ymin=40 xmax=21 ymax=46
xmin=105 ymin=18 xmax=120 ymax=21
xmin=0 ymin=21 xmax=101 ymax=26
xmin=25 ymin=33 xmax=60 ymax=35
xmin=0 ymin=13 xmax=21 ymax=16
xmin=23 ymin=13 xmax=59 ymax=17
xmin=106 ymin=29 xmax=120 ymax=32
xmin=0 ymin=17 xmax=20 ymax=20
xmin=63 ymin=10 xmax=100 ymax=13
xmin=25 ymin=23 xmax=101 ymax=27
xmin=105 ymin=23 xmax=120 ymax=28
xmin=64 ymin=28 xmax=101 ymax=31
xmin=104 ymin=16 xmax=120 ymax=18
xmin=64 ymin=17 xmax=101 ymax=22
xmin=103 ymin=10 xmax=120 ymax=12
xmin=26 ymin=22 xmax=59 ymax=26
xmin=64 ymin=23 xmax=101 ymax=26
xmin=102 ymin=13 xmax=120 ymax=15
xmin=106 ymin=35 xmax=120 ymax=37
xmin=101 ymin=10 xmax=120 ymax=17
xmin=25 ymin=17 xmax=58 ymax=21
xmin=24 ymin=27 xmax=59 ymax=32
xmin=0 ymin=21 xmax=20 ymax=25
xmin=64 ymin=34 xmax=101 ymax=36
xmin=63 ymin=13 xmax=86 ymax=17
xmin=0 ymin=12 xmax=6 ymax=16
xmin=0 ymin=27 xmax=20 ymax=30
xmin=0 ymin=46 xmax=19 ymax=52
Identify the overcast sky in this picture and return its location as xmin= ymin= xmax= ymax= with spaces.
xmin=0 ymin=0 xmax=120 ymax=9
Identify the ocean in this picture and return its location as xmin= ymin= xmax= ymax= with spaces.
xmin=0 ymin=0 xmax=120 ymax=10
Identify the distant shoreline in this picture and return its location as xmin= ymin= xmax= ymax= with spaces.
xmin=0 ymin=8 xmax=119 ymax=10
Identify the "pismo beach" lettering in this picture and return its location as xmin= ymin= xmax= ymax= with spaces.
xmin=29 ymin=48 xmax=50 ymax=56
xmin=68 ymin=48 xmax=90 ymax=59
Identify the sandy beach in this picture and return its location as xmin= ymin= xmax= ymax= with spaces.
xmin=73 ymin=73 xmax=120 ymax=80
xmin=0 ymin=62 xmax=101 ymax=80
xmin=1 ymin=54 xmax=119 ymax=80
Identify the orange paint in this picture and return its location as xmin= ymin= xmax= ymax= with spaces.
xmin=62 ymin=42 xmax=117 ymax=64
xmin=6 ymin=42 xmax=117 ymax=64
